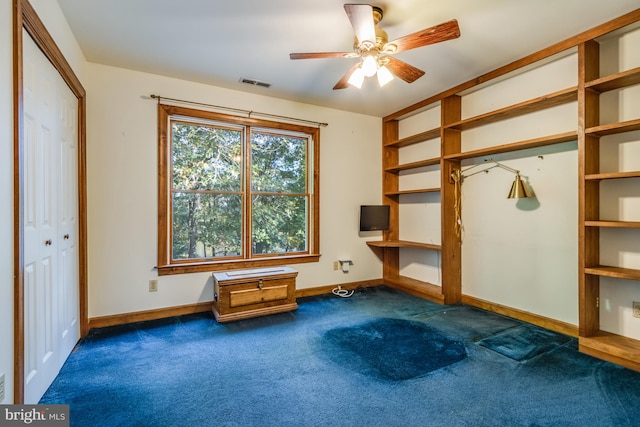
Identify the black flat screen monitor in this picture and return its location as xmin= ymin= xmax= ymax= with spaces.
xmin=359 ymin=205 xmax=390 ymax=231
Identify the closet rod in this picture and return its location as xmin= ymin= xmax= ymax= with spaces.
xmin=150 ymin=94 xmax=328 ymax=127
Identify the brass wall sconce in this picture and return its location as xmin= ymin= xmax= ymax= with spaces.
xmin=450 ymin=159 xmax=535 ymax=237
xmin=455 ymin=159 xmax=533 ymax=199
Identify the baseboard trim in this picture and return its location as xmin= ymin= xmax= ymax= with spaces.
xmin=88 ymin=302 xmax=213 ymax=330
xmin=295 ymin=279 xmax=383 ymax=298
xmin=88 ymin=280 xmax=384 ymax=329
xmin=462 ymin=295 xmax=579 ymax=337
xmin=88 ymin=282 xmax=578 ymax=339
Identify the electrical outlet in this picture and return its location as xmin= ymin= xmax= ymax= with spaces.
xmin=333 ymin=261 xmax=339 ymax=271
xmin=0 ymin=372 xmax=5 ymax=402
xmin=149 ymin=279 xmax=158 ymax=292
xmin=633 ymin=301 xmax=640 ymax=318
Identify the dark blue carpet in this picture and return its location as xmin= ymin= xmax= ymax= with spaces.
xmin=322 ymin=318 xmax=467 ymax=380
xmin=40 ymin=286 xmax=640 ymax=426
xmin=478 ymin=323 xmax=572 ymax=361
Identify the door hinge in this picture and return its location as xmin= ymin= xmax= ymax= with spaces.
xmin=596 ymin=297 xmax=599 ymax=308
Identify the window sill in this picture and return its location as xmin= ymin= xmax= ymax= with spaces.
xmin=156 ymin=254 xmax=321 ymax=276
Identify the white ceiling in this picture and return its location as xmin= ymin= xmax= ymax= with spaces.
xmin=56 ymin=0 xmax=639 ymax=117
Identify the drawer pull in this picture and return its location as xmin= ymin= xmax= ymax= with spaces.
xmin=258 ymin=279 xmax=263 ymax=290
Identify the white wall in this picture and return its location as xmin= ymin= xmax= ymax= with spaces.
xmin=461 ymin=144 xmax=579 ymax=324
xmin=0 ymin=0 xmax=15 ymax=404
xmin=459 ymin=53 xmax=579 ymax=325
xmin=85 ymin=63 xmax=383 ymax=318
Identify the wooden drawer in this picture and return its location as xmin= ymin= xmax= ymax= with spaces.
xmin=212 ymin=267 xmax=298 ymax=322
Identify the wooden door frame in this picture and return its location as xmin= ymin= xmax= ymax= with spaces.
xmin=13 ymin=0 xmax=88 ymax=403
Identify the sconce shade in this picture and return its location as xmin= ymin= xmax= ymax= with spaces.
xmin=508 ymin=174 xmax=533 ymax=198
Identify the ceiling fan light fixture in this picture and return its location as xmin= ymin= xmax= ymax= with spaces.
xmin=361 ymin=54 xmax=378 ymax=77
xmin=348 ymin=66 xmax=365 ymax=88
xmin=377 ymin=65 xmax=393 ymax=87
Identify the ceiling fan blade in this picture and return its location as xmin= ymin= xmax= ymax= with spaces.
xmin=384 ymin=57 xmax=425 ymax=83
xmin=333 ymin=62 xmax=361 ymax=90
xmin=290 ymin=52 xmax=356 ymax=60
xmin=384 ymin=19 xmax=460 ymax=53
xmin=344 ymin=4 xmax=376 ymax=46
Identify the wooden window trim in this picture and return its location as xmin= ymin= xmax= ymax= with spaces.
xmin=157 ymin=104 xmax=320 ymax=276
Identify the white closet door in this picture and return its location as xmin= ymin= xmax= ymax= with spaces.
xmin=57 ymin=67 xmax=80 ymax=359
xmin=22 ymin=29 xmax=80 ymax=404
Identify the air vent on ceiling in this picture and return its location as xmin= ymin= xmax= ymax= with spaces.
xmin=239 ymin=78 xmax=271 ymax=88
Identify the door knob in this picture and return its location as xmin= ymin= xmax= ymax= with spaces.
xmin=45 ymin=239 xmax=53 ymax=246
xmin=64 ymin=234 xmax=70 ymax=240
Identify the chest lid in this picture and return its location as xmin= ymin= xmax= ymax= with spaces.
xmin=213 ymin=266 xmax=297 ymax=284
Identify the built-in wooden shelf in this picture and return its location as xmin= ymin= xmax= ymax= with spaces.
xmin=367 ymin=240 xmax=442 ymax=251
xmin=585 ymin=170 xmax=640 ymax=180
xmin=586 ymin=118 xmax=640 ymax=136
xmin=584 ymin=265 xmax=640 ymax=281
xmin=585 ymin=220 xmax=640 ymax=228
xmin=585 ymin=66 xmax=640 ymax=93
xmin=579 ymin=332 xmax=640 ymax=372
xmin=384 ymin=188 xmax=440 ymax=196
xmin=375 ymin=11 xmax=640 ymax=372
xmin=443 ymin=131 xmax=578 ymax=160
xmin=385 ymin=157 xmax=440 ymax=173
xmin=385 ymin=127 xmax=440 ymax=148
xmin=444 ymin=87 xmax=578 ymax=131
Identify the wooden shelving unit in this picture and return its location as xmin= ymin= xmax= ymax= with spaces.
xmin=444 ymin=87 xmax=578 ymax=131
xmin=577 ymin=39 xmax=640 ymax=371
xmin=585 ymin=220 xmax=640 ymax=228
xmin=375 ymin=103 xmax=450 ymax=304
xmin=384 ymin=157 xmax=440 ymax=173
xmin=586 ymin=118 xmax=640 ymax=136
xmin=585 ymin=66 xmax=640 ymax=92
xmin=384 ymin=188 xmax=440 ymax=196
xmin=370 ymin=8 xmax=640 ymax=371
xmin=385 ymin=127 xmax=440 ymax=148
xmin=584 ymin=266 xmax=640 ymax=281
xmin=443 ymin=131 xmax=578 ymax=161
xmin=585 ymin=171 xmax=640 ymax=180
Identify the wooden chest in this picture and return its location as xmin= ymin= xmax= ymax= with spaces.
xmin=212 ymin=267 xmax=298 ymax=322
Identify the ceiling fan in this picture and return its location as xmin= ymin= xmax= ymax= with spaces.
xmin=290 ymin=3 xmax=460 ymax=90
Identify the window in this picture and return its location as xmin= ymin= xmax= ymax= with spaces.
xmin=157 ymin=104 xmax=320 ymax=275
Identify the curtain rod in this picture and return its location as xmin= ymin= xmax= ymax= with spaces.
xmin=149 ymin=94 xmax=328 ymax=128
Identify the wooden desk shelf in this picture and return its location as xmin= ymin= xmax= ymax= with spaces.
xmin=367 ymin=240 xmax=442 ymax=251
